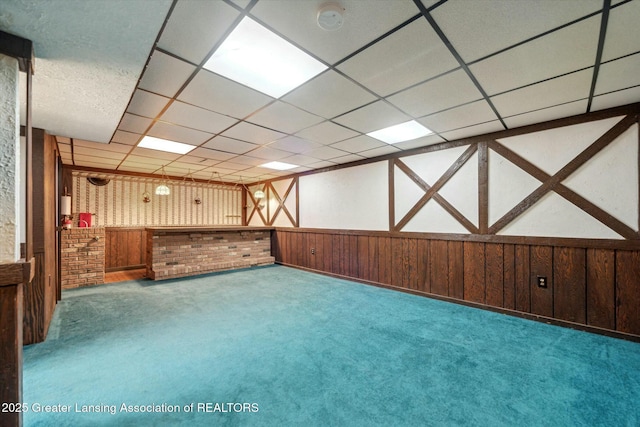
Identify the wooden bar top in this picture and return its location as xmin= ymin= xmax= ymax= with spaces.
xmin=146 ymin=226 xmax=274 ymax=233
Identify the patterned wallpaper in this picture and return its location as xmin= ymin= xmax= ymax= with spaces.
xmin=72 ymin=172 xmax=243 ymax=227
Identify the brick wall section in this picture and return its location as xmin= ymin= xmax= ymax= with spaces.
xmin=146 ymin=229 xmax=274 ymax=280
xmin=61 ymin=228 xmax=105 ymax=289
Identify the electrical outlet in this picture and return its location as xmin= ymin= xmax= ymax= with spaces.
xmin=311 ymin=248 xmax=315 ymax=255
xmin=537 ymin=276 xmax=547 ymax=288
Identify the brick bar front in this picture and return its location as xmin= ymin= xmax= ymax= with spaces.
xmin=145 ymin=226 xmax=275 ymax=280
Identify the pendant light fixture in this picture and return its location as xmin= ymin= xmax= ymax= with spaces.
xmin=155 ymin=166 xmax=170 ymax=195
xmin=253 ymin=176 xmax=265 ymax=200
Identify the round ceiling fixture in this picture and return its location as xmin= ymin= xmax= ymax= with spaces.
xmin=317 ymin=2 xmax=345 ymax=31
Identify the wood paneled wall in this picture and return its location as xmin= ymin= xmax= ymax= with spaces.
xmin=105 ymin=227 xmax=147 ymax=271
xmin=273 ymin=228 xmax=640 ymax=339
xmin=23 ymin=129 xmax=58 ymax=344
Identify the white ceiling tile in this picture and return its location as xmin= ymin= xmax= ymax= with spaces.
xmin=74 ymin=160 xmax=122 ymax=169
xmin=120 ymin=155 xmax=166 ymax=167
xmin=294 ymin=121 xmax=359 ymax=144
xmin=491 ymin=69 xmax=592 ymax=117
xmin=330 ymin=154 xmax=366 ymax=164
xmin=73 ymin=147 xmax=126 ymax=160
xmin=305 ymin=145 xmax=351 ymax=160
xmin=439 ymin=120 xmax=505 ymax=141
xmin=470 ymin=15 xmax=601 ymax=96
xmin=268 ymin=136 xmax=323 ymax=154
xmin=248 ymin=101 xmax=324 ymax=134
xmin=333 ymin=101 xmax=410 ymax=133
xmin=138 ymin=50 xmax=196 ymax=97
xmin=331 ymin=135 xmax=386 ymax=153
xmin=601 ymin=0 xmax=640 ymax=61
xmin=387 ymin=69 xmax=483 ymax=117
xmin=308 ymin=160 xmax=338 ymax=169
xmin=165 ymin=161 xmax=209 ymax=172
xmin=503 ymin=100 xmax=588 ymax=129
xmin=118 ymin=163 xmax=160 ymax=173
xmin=250 ymin=0 xmax=420 ymax=64
xmin=147 ymin=121 xmax=213 ymax=145
xmin=211 ymin=161 xmax=250 ymax=171
xmin=203 ymin=136 xmax=259 ymax=154
xmin=393 ymin=134 xmax=446 ymax=150
xmin=178 ymin=70 xmax=274 ymax=119
xmin=188 ymin=147 xmax=237 ymax=162
xmin=220 ymin=122 xmax=287 ymax=145
xmin=590 ymin=86 xmax=640 ymax=112
xmin=337 ymin=19 xmax=458 ymax=96
xmin=417 ymin=100 xmax=498 ymax=133
xmin=595 ymin=53 xmax=640 ymax=95
xmin=160 ymin=101 xmax=238 ymax=134
xmin=280 ymin=154 xmax=323 ymax=166
xmin=282 ymin=70 xmax=377 ymax=119
xmin=359 ymin=145 xmax=401 ymax=158
xmin=126 ymin=90 xmax=171 ymax=118
xmin=128 ymin=149 xmax=181 ymax=162
xmin=111 ymin=130 xmax=142 ymax=145
xmin=118 ymin=113 xmax=152 ymax=134
xmin=100 ymin=143 xmax=134 ymax=154
xmin=431 ymin=0 xmax=602 ymax=62
xmin=178 ymin=155 xmax=219 ymax=167
xmin=72 ymin=139 xmax=108 ymax=148
xmin=157 ymin=0 xmax=240 ymax=65
xmin=223 ymin=155 xmax=265 ymax=167
xmin=73 ymin=154 xmax=121 ymax=165
xmin=245 ymin=146 xmax=292 ymax=161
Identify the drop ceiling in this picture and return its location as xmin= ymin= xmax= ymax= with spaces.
xmin=2 ymin=0 xmax=639 ymax=183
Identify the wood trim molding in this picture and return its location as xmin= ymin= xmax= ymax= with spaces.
xmin=0 ymin=258 xmax=34 ymax=286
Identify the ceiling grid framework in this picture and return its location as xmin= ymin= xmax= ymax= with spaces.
xmin=1 ymin=0 xmax=638 ymax=182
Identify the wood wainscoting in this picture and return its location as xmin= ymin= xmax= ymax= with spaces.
xmin=273 ymin=228 xmax=640 ymax=340
xmin=105 ymin=227 xmax=147 ymax=272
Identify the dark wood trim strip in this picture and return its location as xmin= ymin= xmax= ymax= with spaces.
xmin=478 ymin=141 xmax=489 ymax=234
xmin=586 ymin=0 xmax=611 ymax=113
xmin=389 ymin=159 xmax=395 ymax=231
xmin=488 ymin=115 xmax=638 ymax=235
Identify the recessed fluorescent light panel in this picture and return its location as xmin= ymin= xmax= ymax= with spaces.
xmin=367 ymin=120 xmax=433 ymax=144
xmin=260 ymin=161 xmax=298 ymax=170
xmin=203 ymin=17 xmax=328 ymax=98
xmin=138 ymin=136 xmax=196 ymax=155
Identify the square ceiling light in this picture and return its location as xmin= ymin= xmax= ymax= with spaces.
xmin=367 ymin=120 xmax=434 ymax=144
xmin=138 ymin=136 xmax=196 ymax=154
xmin=260 ymin=161 xmax=298 ymax=170
xmin=203 ymin=17 xmax=328 ymax=98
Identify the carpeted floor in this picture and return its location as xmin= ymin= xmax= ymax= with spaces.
xmin=23 ymin=265 xmax=640 ymax=426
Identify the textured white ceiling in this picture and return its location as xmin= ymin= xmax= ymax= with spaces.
xmin=1 ymin=0 xmax=639 ymax=183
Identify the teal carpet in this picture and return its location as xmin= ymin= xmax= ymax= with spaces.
xmin=23 ymin=265 xmax=640 ymax=426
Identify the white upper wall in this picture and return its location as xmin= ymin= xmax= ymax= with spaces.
xmin=299 ymin=161 xmax=388 ymax=231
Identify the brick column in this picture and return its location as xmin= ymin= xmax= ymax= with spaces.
xmin=61 ymin=228 xmax=105 ymax=289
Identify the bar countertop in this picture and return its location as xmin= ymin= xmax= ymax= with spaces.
xmin=145 ymin=226 xmax=275 ymax=233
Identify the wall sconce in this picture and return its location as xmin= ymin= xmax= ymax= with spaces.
xmin=156 ymin=166 xmax=170 ymax=195
xmin=61 ymin=193 xmax=72 ymax=229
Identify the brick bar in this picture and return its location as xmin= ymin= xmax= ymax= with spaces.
xmin=145 ymin=226 xmax=275 ymax=280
